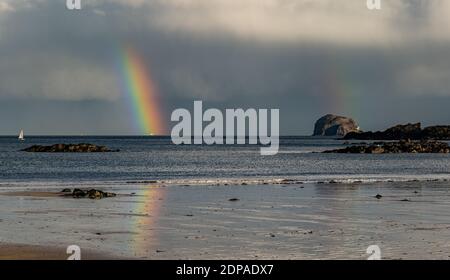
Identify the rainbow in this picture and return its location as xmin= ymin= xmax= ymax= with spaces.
xmin=323 ymin=57 xmax=362 ymax=119
xmin=119 ymin=46 xmax=166 ymax=135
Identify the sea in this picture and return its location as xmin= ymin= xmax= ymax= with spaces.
xmin=1 ymin=136 xmax=450 ymax=187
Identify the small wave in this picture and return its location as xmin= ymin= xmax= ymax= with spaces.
xmin=1 ymin=174 xmax=450 ymax=190
xmin=127 ymin=174 xmax=450 ymax=186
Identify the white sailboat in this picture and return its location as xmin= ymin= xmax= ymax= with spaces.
xmin=18 ymin=129 xmax=24 ymax=141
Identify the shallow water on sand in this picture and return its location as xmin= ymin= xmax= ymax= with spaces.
xmin=1 ymin=181 xmax=450 ymax=260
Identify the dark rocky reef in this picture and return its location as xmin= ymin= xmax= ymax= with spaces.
xmin=313 ymin=114 xmax=361 ymax=137
xmin=344 ymin=123 xmax=450 ymax=140
xmin=67 ymin=188 xmax=117 ymax=199
xmin=22 ymin=143 xmax=119 ymax=153
xmin=324 ymin=139 xmax=450 ymax=154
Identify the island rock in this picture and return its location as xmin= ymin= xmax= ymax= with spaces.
xmin=313 ymin=114 xmax=361 ymax=137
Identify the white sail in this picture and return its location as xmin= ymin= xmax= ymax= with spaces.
xmin=18 ymin=129 xmax=24 ymax=141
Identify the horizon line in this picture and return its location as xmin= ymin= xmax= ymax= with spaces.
xmin=0 ymin=134 xmax=315 ymax=137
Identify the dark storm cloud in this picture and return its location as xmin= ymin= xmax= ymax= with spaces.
xmin=0 ymin=0 xmax=449 ymax=135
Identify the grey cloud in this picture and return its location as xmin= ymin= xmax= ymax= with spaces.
xmin=0 ymin=0 xmax=449 ymax=135
xmin=81 ymin=0 xmax=450 ymax=45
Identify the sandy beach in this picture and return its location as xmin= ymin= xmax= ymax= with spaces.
xmin=1 ymin=181 xmax=450 ymax=260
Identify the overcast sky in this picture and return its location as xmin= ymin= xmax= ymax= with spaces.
xmin=0 ymin=0 xmax=449 ymax=135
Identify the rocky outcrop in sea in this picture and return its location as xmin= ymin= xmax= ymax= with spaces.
xmin=71 ymin=188 xmax=117 ymax=199
xmin=323 ymin=139 xmax=450 ymax=154
xmin=22 ymin=143 xmax=118 ymax=153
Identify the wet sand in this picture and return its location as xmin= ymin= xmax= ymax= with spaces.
xmin=1 ymin=191 xmax=65 ymax=198
xmin=1 ymin=181 xmax=450 ymax=260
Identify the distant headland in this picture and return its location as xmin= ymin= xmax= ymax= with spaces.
xmin=344 ymin=123 xmax=450 ymax=141
xmin=314 ymin=114 xmax=450 ymax=154
xmin=313 ymin=114 xmax=450 ymax=141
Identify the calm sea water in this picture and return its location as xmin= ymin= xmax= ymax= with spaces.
xmin=0 ymin=136 xmax=450 ymax=185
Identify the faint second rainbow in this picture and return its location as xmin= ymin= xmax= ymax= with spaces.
xmin=119 ymin=46 xmax=166 ymax=135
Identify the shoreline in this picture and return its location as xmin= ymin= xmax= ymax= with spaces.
xmin=1 ymin=175 xmax=450 ymax=191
